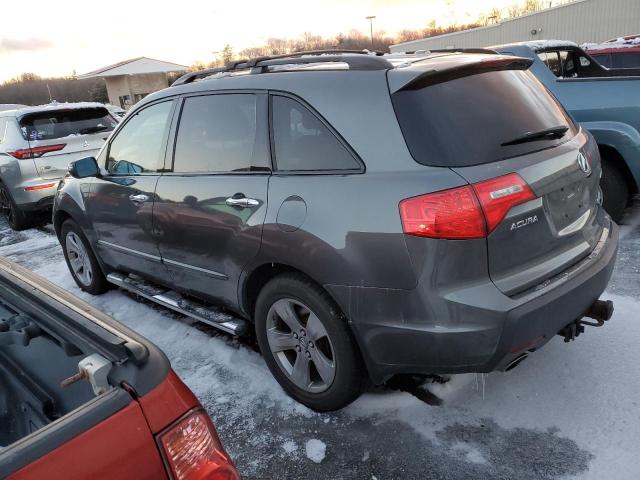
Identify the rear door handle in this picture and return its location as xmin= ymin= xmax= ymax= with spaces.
xmin=129 ymin=193 xmax=149 ymax=204
xmin=225 ymin=196 xmax=259 ymax=208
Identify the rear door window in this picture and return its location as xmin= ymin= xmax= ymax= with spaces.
xmin=391 ymin=69 xmax=577 ymax=167
xmin=19 ymin=108 xmax=117 ymax=141
xmin=271 ymin=96 xmax=360 ymax=171
xmin=107 ymin=101 xmax=173 ymax=174
xmin=172 ymin=94 xmax=268 ymax=173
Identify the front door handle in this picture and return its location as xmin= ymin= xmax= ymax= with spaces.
xmin=129 ymin=193 xmax=149 ymax=204
xmin=225 ymin=196 xmax=259 ymax=208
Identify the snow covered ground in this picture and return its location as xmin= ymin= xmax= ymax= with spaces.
xmin=1 ymin=201 xmax=639 ymax=480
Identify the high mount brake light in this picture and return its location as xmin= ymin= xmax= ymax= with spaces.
xmin=8 ymin=143 xmax=66 ymax=159
xmin=158 ymin=409 xmax=240 ymax=480
xmin=399 ymin=173 xmax=535 ymax=239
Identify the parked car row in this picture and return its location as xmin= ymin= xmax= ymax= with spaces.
xmin=0 ymin=44 xmax=631 ymax=475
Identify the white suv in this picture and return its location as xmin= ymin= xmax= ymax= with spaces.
xmin=0 ymin=103 xmax=117 ymax=229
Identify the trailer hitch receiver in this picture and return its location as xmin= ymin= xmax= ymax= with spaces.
xmin=558 ymin=299 xmax=614 ymax=342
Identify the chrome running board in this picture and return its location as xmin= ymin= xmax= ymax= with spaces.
xmin=106 ymin=272 xmax=248 ymax=336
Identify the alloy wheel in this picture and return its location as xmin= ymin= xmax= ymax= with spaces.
xmin=266 ymin=298 xmax=336 ymax=393
xmin=65 ymin=232 xmax=93 ymax=286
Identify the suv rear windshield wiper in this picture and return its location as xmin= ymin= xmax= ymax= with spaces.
xmin=501 ymin=126 xmax=569 ymax=146
xmin=79 ymin=125 xmax=112 ymax=135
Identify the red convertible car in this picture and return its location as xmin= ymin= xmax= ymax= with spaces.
xmin=0 ymin=257 xmax=239 ymax=480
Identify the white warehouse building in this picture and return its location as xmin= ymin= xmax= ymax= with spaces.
xmin=390 ymin=0 xmax=640 ymax=53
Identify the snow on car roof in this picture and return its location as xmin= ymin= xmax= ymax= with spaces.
xmin=490 ymin=40 xmax=579 ymax=51
xmin=515 ymin=40 xmax=579 ymax=50
xmin=5 ymin=102 xmax=109 ymax=118
xmin=583 ymin=35 xmax=640 ymax=51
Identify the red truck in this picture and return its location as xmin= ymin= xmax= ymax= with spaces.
xmin=0 ymin=257 xmax=239 ymax=480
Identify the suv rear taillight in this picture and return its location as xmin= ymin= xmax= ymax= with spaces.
xmin=8 ymin=143 xmax=66 ymax=159
xmin=158 ymin=409 xmax=239 ymax=480
xmin=399 ymin=173 xmax=535 ymax=239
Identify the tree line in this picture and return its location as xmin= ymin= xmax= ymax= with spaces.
xmin=192 ymin=0 xmax=554 ymax=69
xmin=0 ymin=73 xmax=108 ymax=107
xmin=2 ymin=0 xmax=564 ymax=104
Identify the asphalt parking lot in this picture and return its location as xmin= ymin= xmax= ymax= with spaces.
xmin=1 ymin=199 xmax=638 ymax=480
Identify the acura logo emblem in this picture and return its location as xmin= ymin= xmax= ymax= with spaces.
xmin=577 ymin=152 xmax=591 ymax=175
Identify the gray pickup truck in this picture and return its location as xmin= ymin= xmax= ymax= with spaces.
xmin=494 ymin=41 xmax=640 ymax=221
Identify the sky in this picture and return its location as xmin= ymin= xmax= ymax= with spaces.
xmin=0 ymin=0 xmax=553 ymax=81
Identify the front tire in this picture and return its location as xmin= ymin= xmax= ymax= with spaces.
xmin=255 ymin=274 xmax=365 ymax=411
xmin=0 ymin=182 xmax=30 ymax=230
xmin=61 ymin=219 xmax=110 ymax=295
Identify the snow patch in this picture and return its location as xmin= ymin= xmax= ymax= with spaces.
xmin=451 ymin=442 xmax=488 ymax=465
xmin=282 ymin=440 xmax=298 ymax=455
xmin=517 ymin=39 xmax=578 ymax=50
xmin=305 ymin=439 xmax=326 ymax=463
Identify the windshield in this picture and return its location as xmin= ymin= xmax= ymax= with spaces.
xmin=391 ymin=69 xmax=577 ymax=167
xmin=19 ymin=107 xmax=117 ymax=141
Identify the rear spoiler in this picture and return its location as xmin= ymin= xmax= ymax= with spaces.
xmin=16 ymin=105 xmax=109 ymax=121
xmin=396 ymin=56 xmax=533 ymax=92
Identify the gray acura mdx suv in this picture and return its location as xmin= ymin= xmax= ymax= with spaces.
xmin=53 ymin=50 xmax=618 ymax=411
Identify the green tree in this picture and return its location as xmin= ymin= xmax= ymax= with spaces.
xmin=88 ymin=80 xmax=108 ymax=103
xmin=221 ymin=44 xmax=234 ymax=64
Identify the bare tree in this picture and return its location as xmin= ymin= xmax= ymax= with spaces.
xmin=0 ymin=75 xmax=109 ymax=106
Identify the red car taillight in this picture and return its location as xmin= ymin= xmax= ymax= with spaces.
xmin=8 ymin=143 xmax=66 ymax=159
xmin=158 ymin=410 xmax=239 ymax=480
xmin=471 ymin=173 xmax=536 ymax=233
xmin=399 ymin=173 xmax=535 ymax=239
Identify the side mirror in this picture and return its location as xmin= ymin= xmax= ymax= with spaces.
xmin=69 ymin=157 xmax=100 ymax=179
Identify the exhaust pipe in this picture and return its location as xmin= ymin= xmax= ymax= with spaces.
xmin=505 ymin=353 xmax=528 ymax=371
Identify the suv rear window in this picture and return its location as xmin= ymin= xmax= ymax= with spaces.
xmin=391 ymin=69 xmax=577 ymax=167
xmin=19 ymin=107 xmax=116 ymax=141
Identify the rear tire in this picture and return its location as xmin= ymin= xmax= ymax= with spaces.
xmin=61 ymin=219 xmax=110 ymax=295
xmin=600 ymin=159 xmax=629 ymax=223
xmin=0 ymin=182 xmax=31 ymax=231
xmin=255 ymin=273 xmax=365 ymax=411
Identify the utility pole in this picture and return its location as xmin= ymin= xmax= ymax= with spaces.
xmin=366 ymin=15 xmax=376 ymax=48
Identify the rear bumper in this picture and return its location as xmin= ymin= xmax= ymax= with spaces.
xmin=327 ymin=219 xmax=619 ymax=384
xmin=11 ymin=181 xmax=59 ymax=210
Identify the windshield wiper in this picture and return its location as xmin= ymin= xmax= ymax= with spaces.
xmin=501 ymin=126 xmax=569 ymax=146
xmin=79 ymin=125 xmax=111 ymax=135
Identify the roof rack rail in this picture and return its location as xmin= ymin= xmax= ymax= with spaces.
xmin=171 ymin=50 xmax=392 ymax=86
xmin=425 ymin=48 xmax=499 ymax=55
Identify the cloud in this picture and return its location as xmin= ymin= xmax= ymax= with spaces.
xmin=0 ymin=38 xmax=53 ymax=53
